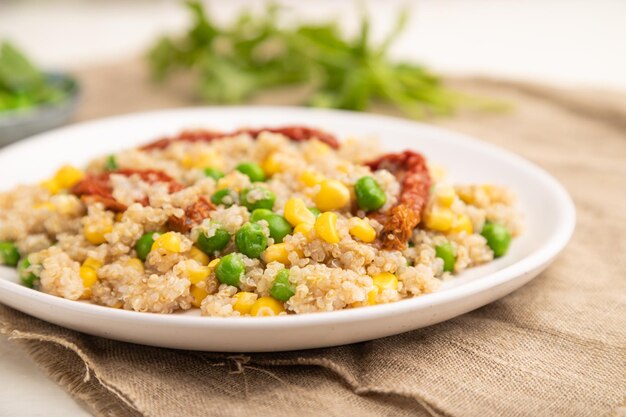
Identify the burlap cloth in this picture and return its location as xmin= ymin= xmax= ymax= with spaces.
xmin=1 ymin=60 xmax=625 ymax=417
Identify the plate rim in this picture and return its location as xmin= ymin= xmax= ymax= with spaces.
xmin=0 ymin=106 xmax=576 ymax=329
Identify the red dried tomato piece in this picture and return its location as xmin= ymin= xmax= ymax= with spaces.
xmin=71 ymin=169 xmax=184 ymax=212
xmin=167 ymin=196 xmax=215 ymax=233
xmin=366 ymin=150 xmax=432 ymax=250
xmin=140 ymin=126 xmax=339 ymax=151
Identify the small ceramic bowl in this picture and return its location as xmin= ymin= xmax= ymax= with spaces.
xmin=0 ymin=73 xmax=80 ymax=146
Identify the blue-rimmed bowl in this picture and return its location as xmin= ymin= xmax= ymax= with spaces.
xmin=0 ymin=72 xmax=80 ymax=146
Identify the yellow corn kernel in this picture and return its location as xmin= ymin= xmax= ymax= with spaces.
xmin=372 ymin=272 xmax=398 ymax=291
xmin=336 ymin=162 xmax=351 ymax=173
xmin=54 ymin=165 xmax=84 ymax=189
xmin=187 ymin=263 xmax=210 ymax=285
xmin=216 ymin=177 xmax=228 ymax=190
xmin=79 ymin=266 xmax=98 ymax=287
xmin=151 ymin=232 xmax=182 ymax=253
xmin=315 ymin=212 xmax=341 ymax=244
xmin=436 ymin=186 xmax=456 ymax=207
xmin=299 ymin=170 xmax=325 ymax=187
xmin=349 ymin=218 xmax=376 ymax=243
xmin=40 ymin=178 xmax=61 ymax=195
xmin=263 ymin=243 xmax=290 ymax=265
xmin=367 ymin=289 xmax=378 ymax=305
xmin=314 ymin=180 xmax=350 ymax=212
xmin=424 ymin=208 xmax=454 ymax=232
xmin=250 ymin=296 xmax=285 ymax=316
xmin=84 ymin=222 xmax=113 ymax=245
xmin=450 ymin=213 xmax=473 ymax=235
xmin=208 ymin=258 xmax=220 ymax=269
xmin=294 ymin=222 xmax=314 ymax=239
xmin=190 ymin=285 xmax=209 ymax=308
xmin=112 ymin=301 xmax=124 ymax=309
xmin=481 ymin=184 xmax=496 ymax=198
xmin=428 ymin=164 xmax=447 ymax=182
xmin=352 ymin=289 xmax=378 ymax=307
xmin=126 ymin=258 xmax=145 ymax=273
xmin=261 ymin=153 xmax=283 ymax=176
xmin=305 ymin=140 xmax=331 ymax=159
xmin=457 ymin=188 xmax=474 ymax=204
xmin=182 ymin=150 xmax=222 ymax=169
xmin=189 ymin=246 xmax=210 ymax=265
xmin=284 ymin=198 xmax=316 ymax=226
xmin=233 ymin=291 xmax=258 ymax=315
xmin=481 ymin=184 xmax=506 ymax=204
xmin=180 ymin=155 xmax=193 ymax=168
xmin=79 ymin=265 xmax=98 ymax=298
xmin=202 ymin=152 xmax=223 ymax=169
xmin=83 ymin=257 xmax=103 ymax=270
xmin=216 ymin=173 xmax=245 ymax=191
xmin=54 ymin=196 xmax=81 ymax=215
xmin=33 ymin=201 xmax=56 ymax=211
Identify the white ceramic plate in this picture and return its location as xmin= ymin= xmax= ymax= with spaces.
xmin=0 ymin=107 xmax=575 ymax=352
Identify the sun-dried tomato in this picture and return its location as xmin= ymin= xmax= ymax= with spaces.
xmin=167 ymin=197 xmax=215 ymax=233
xmin=71 ymin=169 xmax=184 ymax=212
xmin=366 ymin=150 xmax=431 ymax=250
xmin=140 ymin=126 xmax=339 ymax=151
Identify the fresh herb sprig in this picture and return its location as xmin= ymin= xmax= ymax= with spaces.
xmin=148 ymin=2 xmax=470 ymax=118
xmin=0 ymin=42 xmax=68 ymax=112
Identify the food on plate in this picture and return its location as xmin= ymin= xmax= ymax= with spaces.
xmin=0 ymin=126 xmax=521 ymax=316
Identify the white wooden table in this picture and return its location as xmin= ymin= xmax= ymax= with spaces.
xmin=0 ymin=1 xmax=624 ymax=415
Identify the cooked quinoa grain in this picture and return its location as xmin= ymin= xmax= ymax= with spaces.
xmin=0 ymin=127 xmax=521 ymax=316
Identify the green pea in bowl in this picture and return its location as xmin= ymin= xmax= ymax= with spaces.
xmin=0 ymin=73 xmax=80 ymax=146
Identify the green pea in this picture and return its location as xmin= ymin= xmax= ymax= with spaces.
xmin=235 ymin=222 xmax=268 ymax=259
xmin=270 ymin=269 xmax=295 ymax=301
xmin=215 ymin=253 xmax=245 ymax=287
xmin=0 ymin=241 xmax=20 ymax=267
xmin=197 ymin=226 xmax=231 ymax=254
xmin=211 ymin=188 xmax=238 ymax=207
xmin=481 ymin=222 xmax=511 ymax=258
xmin=265 ymin=215 xmax=293 ymax=243
xmin=203 ymin=167 xmax=224 ymax=181
xmin=135 ymin=232 xmax=157 ymax=261
xmin=250 ymin=209 xmax=293 ymax=243
xmin=435 ymin=242 xmax=456 ymax=272
xmin=355 ymin=176 xmax=387 ymax=211
xmin=236 ymin=162 xmax=265 ymax=182
xmin=239 ymin=186 xmax=276 ymax=211
xmin=18 ymin=257 xmax=37 ymax=288
xmin=308 ymin=207 xmax=321 ymax=217
xmin=250 ymin=208 xmax=274 ymax=223
xmin=104 ymin=155 xmax=118 ymax=171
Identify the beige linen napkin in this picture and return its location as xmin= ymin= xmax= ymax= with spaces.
xmin=1 ymin=60 xmax=624 ymax=417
